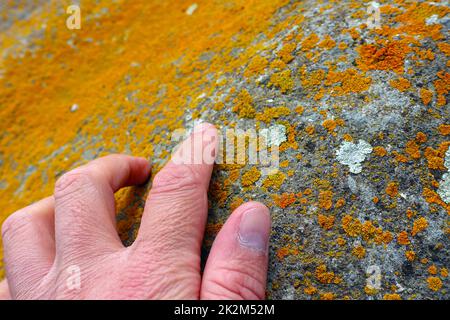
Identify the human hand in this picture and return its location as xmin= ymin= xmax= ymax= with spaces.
xmin=0 ymin=123 xmax=271 ymax=300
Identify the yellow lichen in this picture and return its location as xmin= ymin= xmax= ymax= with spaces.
xmin=383 ymin=293 xmax=402 ymax=300
xmin=315 ymin=264 xmax=335 ymax=284
xmin=262 ymin=171 xmax=286 ymax=190
xmin=341 ymin=215 xmax=362 ymax=237
xmin=269 ymin=69 xmax=294 ymax=93
xmin=232 ymin=90 xmax=256 ymax=118
xmin=241 ymin=167 xmax=261 ymax=187
xmin=352 ymin=245 xmax=366 ymax=259
xmin=244 ymin=55 xmax=269 ymax=77
xmin=256 ymin=106 xmax=291 ymax=124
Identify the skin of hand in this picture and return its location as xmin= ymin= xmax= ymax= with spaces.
xmin=0 ymin=123 xmax=271 ymax=300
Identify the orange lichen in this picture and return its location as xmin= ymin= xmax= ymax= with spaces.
xmin=205 ymin=223 xmax=224 ymax=237
xmin=276 ymin=245 xmax=299 ymax=261
xmin=343 ymin=134 xmax=353 ymax=142
xmin=336 ymin=237 xmax=346 ymax=246
xmin=230 ymin=197 xmax=244 ymax=211
xmin=397 ymin=231 xmax=411 ymax=245
xmin=361 ymin=221 xmax=377 ymax=241
xmin=324 ymin=68 xmax=372 ymax=95
xmin=277 ymin=42 xmax=297 ymax=64
xmin=295 ymin=106 xmax=304 ymax=114
xmin=1 ymin=0 xmax=449 ymax=296
xmin=318 ymin=214 xmax=335 ymax=231
xmin=420 ymin=88 xmax=433 ymax=105
xmin=256 ymin=106 xmax=291 ymax=124
xmin=273 ymin=193 xmax=296 ymax=209
xmin=270 ymin=59 xmax=287 ymax=70
xmin=390 ymin=77 xmax=411 ymax=92
xmin=364 ymin=285 xmax=378 ymax=296
xmin=318 ymin=190 xmax=333 ymax=210
xmin=438 ymin=124 xmax=450 ymax=136
xmin=374 ymin=230 xmax=393 ymax=245
xmin=318 ymin=35 xmax=336 ymax=50
xmin=424 ymin=142 xmax=450 ymax=170
xmin=356 ymin=41 xmax=412 ymax=74
xmin=428 ymin=265 xmax=438 ymax=275
xmin=383 ymin=293 xmax=402 ymax=300
xmin=338 ymin=42 xmax=348 ymax=50
xmin=422 ymin=187 xmax=450 ymax=214
xmin=405 ymin=140 xmax=421 ymax=159
xmin=386 ymin=181 xmax=399 ymax=198
xmin=412 ymin=217 xmax=428 ymax=236
xmin=434 ymin=71 xmax=450 ymax=106
xmin=392 ymin=151 xmax=409 ymax=163
xmin=320 ymin=292 xmax=335 ymax=300
xmin=305 ymin=125 xmax=315 ymax=136
xmin=405 ymin=251 xmax=416 ymax=261
xmin=301 ymin=33 xmax=319 ymax=51
xmin=373 ymin=146 xmax=387 ymax=157
xmin=335 ymin=198 xmax=345 ymax=208
xmin=427 ymin=277 xmax=442 ymax=291
xmin=343 ymin=27 xmax=359 ymax=40
xmin=322 ymin=119 xmax=338 ymax=135
xmin=304 ymin=286 xmax=317 ymax=295
xmin=406 ymin=209 xmax=415 ymax=219
xmin=416 ymin=132 xmax=428 ymax=143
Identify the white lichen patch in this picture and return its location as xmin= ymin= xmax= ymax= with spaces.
xmin=437 ymin=148 xmax=450 ymax=204
xmin=260 ymin=124 xmax=287 ymax=147
xmin=336 ymin=140 xmax=373 ymax=174
xmin=70 ymin=104 xmax=79 ymax=112
xmin=186 ymin=3 xmax=198 ymax=15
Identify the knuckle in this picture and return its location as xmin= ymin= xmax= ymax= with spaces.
xmin=1 ymin=209 xmax=33 ymax=241
xmin=152 ymin=165 xmax=202 ymax=193
xmin=54 ymin=169 xmax=96 ymax=198
xmin=122 ymin=247 xmax=199 ymax=299
xmin=205 ymin=264 xmax=266 ymax=300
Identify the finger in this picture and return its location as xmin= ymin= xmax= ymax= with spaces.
xmin=201 ymin=202 xmax=271 ymax=300
xmin=54 ymin=155 xmax=150 ymax=258
xmin=1 ymin=197 xmax=55 ymax=298
xmin=0 ymin=279 xmax=11 ymax=300
xmin=130 ymin=123 xmax=217 ymax=297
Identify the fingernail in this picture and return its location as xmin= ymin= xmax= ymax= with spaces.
xmin=238 ymin=207 xmax=270 ymax=252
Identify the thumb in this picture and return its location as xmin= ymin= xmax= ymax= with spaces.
xmin=201 ymin=202 xmax=271 ymax=300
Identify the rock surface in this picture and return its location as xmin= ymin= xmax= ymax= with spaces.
xmin=0 ymin=0 xmax=449 ymax=299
